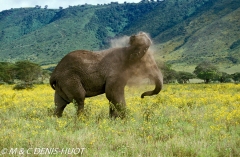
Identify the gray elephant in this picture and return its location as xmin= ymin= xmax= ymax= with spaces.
xmin=50 ymin=32 xmax=163 ymax=118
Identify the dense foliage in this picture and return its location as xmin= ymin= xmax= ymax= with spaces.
xmin=0 ymin=62 xmax=15 ymax=84
xmin=193 ymin=61 xmax=219 ymax=83
xmin=176 ymin=71 xmax=195 ymax=84
xmin=156 ymin=61 xmax=239 ymax=84
xmin=231 ymin=72 xmax=240 ymax=82
xmin=0 ymin=61 xmax=48 ymax=88
xmin=14 ymin=61 xmax=41 ymax=84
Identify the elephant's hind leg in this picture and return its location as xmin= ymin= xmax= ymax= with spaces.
xmin=70 ymin=82 xmax=86 ymax=116
xmin=54 ymin=92 xmax=69 ymax=117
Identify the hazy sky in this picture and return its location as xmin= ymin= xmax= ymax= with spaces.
xmin=0 ymin=0 xmax=141 ymax=12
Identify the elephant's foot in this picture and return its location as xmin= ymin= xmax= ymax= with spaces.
xmin=109 ymin=103 xmax=126 ymax=119
xmin=54 ymin=103 xmax=67 ymax=118
xmin=74 ymin=99 xmax=85 ymax=117
xmin=76 ymin=108 xmax=85 ymax=117
xmin=54 ymin=109 xmax=64 ymax=118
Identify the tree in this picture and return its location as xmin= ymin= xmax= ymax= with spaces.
xmin=35 ymin=5 xmax=41 ymax=9
xmin=0 ymin=62 xmax=16 ymax=84
xmin=193 ymin=61 xmax=219 ymax=83
xmin=216 ymin=72 xmax=231 ymax=83
xmin=231 ymin=72 xmax=240 ymax=83
xmin=14 ymin=61 xmax=42 ymax=86
xmin=177 ymin=71 xmax=195 ymax=84
xmin=157 ymin=62 xmax=177 ymax=83
xmin=141 ymin=0 xmax=149 ymax=3
xmin=40 ymin=70 xmax=51 ymax=83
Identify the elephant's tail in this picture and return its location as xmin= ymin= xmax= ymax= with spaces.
xmin=49 ymin=75 xmax=56 ymax=90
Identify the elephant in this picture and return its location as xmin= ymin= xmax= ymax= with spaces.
xmin=50 ymin=32 xmax=163 ymax=118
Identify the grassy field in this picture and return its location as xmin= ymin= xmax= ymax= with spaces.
xmin=0 ymin=83 xmax=239 ymax=156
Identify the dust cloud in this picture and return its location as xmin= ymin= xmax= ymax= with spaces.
xmin=109 ymin=33 xmax=162 ymax=86
xmin=127 ymin=50 xmax=157 ymax=86
xmin=110 ymin=35 xmax=130 ymax=48
xmin=111 ymin=33 xmax=158 ymax=86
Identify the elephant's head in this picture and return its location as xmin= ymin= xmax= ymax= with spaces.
xmin=128 ymin=32 xmax=152 ymax=61
xmin=126 ymin=32 xmax=163 ymax=98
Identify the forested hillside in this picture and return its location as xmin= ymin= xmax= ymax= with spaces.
xmin=0 ymin=0 xmax=239 ymax=72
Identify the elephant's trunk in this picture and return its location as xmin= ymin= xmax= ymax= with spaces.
xmin=141 ymin=75 xmax=163 ymax=98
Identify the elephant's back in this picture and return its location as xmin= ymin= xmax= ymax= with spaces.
xmin=51 ymin=50 xmax=103 ymax=81
xmin=66 ymin=50 xmax=100 ymax=63
xmin=54 ymin=50 xmax=99 ymax=70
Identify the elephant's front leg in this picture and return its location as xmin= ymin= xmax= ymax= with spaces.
xmin=105 ymin=81 xmax=126 ymax=119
